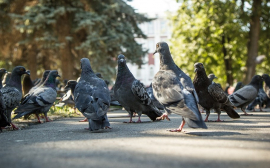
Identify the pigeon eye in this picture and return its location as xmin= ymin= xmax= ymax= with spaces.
xmin=156 ymin=44 xmax=159 ymax=48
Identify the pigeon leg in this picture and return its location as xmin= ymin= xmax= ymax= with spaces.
xmin=169 ymin=119 xmax=185 ymax=132
xmin=35 ymin=114 xmax=42 ymax=123
xmin=156 ymin=113 xmax=170 ymax=121
xmin=204 ymin=110 xmax=212 ymax=122
xmin=10 ymin=122 xmax=19 ymax=130
xmin=124 ymin=112 xmax=135 ymax=123
xmin=44 ymin=114 xmax=51 ymax=122
xmin=241 ymin=107 xmax=253 ymax=116
xmin=215 ymin=114 xmax=224 ymax=122
xmin=136 ymin=115 xmax=142 ymax=123
xmin=79 ymin=118 xmax=88 ymax=122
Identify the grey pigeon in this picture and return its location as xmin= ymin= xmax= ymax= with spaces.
xmin=229 ymin=75 xmax=263 ymax=115
xmin=193 ymin=63 xmax=240 ymax=122
xmin=74 ymin=58 xmax=111 ymax=131
xmin=152 ymin=42 xmax=207 ymax=132
xmin=22 ymin=70 xmax=34 ymax=97
xmin=114 ymin=55 xmax=162 ymax=123
xmin=1 ymin=66 xmax=29 ymax=129
xmin=13 ymin=70 xmax=60 ymax=123
xmin=21 ymin=70 xmax=51 ymax=104
xmin=246 ymin=80 xmax=268 ymax=111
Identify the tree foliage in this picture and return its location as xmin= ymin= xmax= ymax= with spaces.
xmin=170 ymin=0 xmax=270 ymax=86
xmin=0 ymin=0 xmax=152 ymax=81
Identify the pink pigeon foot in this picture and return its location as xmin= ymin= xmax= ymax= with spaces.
xmin=156 ymin=113 xmax=170 ymax=121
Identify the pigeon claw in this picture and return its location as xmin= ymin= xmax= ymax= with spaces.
xmin=167 ymin=128 xmax=182 ymax=132
xmin=156 ymin=114 xmax=170 ymax=121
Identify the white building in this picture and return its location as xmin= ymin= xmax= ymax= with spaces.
xmin=127 ymin=14 xmax=172 ymax=86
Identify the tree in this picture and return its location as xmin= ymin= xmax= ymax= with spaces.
xmin=1 ymin=0 xmax=152 ymax=81
xmin=170 ymin=0 xmax=247 ymax=86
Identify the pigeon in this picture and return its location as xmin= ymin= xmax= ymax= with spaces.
xmin=233 ymin=82 xmax=243 ymax=93
xmin=74 ymin=58 xmax=111 ymax=131
xmin=22 ymin=70 xmax=34 ymax=97
xmin=145 ymin=83 xmax=164 ymax=110
xmin=262 ymin=74 xmax=270 ymax=108
xmin=114 ymin=55 xmax=162 ymax=123
xmin=193 ymin=62 xmax=240 ymax=122
xmin=13 ymin=70 xmax=60 ymax=123
xmin=229 ymin=75 xmax=263 ymax=115
xmin=152 ymin=42 xmax=207 ymax=132
xmin=21 ymin=70 xmax=51 ymax=103
xmin=246 ymin=79 xmax=268 ymax=111
xmin=1 ymin=66 xmax=30 ymax=129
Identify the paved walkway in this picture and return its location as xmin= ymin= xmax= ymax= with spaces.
xmin=1 ymin=109 xmax=270 ymax=168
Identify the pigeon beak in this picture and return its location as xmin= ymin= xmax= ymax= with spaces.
xmin=194 ymin=68 xmax=197 ymax=73
xmin=57 ymin=74 xmax=61 ymax=77
xmin=120 ymin=58 xmax=124 ymax=62
xmin=215 ymin=76 xmax=218 ymax=79
xmin=153 ymin=50 xmax=157 ymax=55
xmin=25 ymin=71 xmax=30 ymax=75
xmin=5 ymin=70 xmax=7 ymax=73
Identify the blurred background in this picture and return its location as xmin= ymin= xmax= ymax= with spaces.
xmin=0 ymin=0 xmax=269 ymax=88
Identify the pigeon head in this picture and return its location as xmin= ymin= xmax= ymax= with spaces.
xmin=194 ymin=62 xmax=205 ymax=73
xmin=43 ymin=70 xmax=60 ymax=86
xmin=64 ymin=80 xmax=77 ymax=90
xmin=249 ymin=75 xmax=263 ymax=86
xmin=12 ymin=66 xmax=30 ymax=76
xmin=208 ymin=73 xmax=217 ymax=81
xmin=80 ymin=58 xmax=94 ymax=73
xmin=153 ymin=42 xmax=173 ymax=65
xmin=117 ymin=54 xmax=126 ymax=64
xmin=262 ymin=74 xmax=269 ymax=81
xmin=0 ymin=68 xmax=7 ymax=78
xmin=208 ymin=74 xmax=217 ymax=79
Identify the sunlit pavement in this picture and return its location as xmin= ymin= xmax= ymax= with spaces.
xmin=1 ymin=108 xmax=270 ymax=168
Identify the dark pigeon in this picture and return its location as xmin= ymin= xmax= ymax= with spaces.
xmin=56 ymin=80 xmax=77 ymax=109
xmin=193 ymin=63 xmax=240 ymax=122
xmin=13 ymin=70 xmax=60 ymax=123
xmin=145 ymin=83 xmax=164 ymax=110
xmin=22 ymin=70 xmax=34 ymax=97
xmin=246 ymin=80 xmax=268 ymax=111
xmin=229 ymin=75 xmax=263 ymax=115
xmin=74 ymin=58 xmax=111 ymax=131
xmin=114 ymin=55 xmax=162 ymax=123
xmin=152 ymin=42 xmax=207 ymax=132
xmin=1 ymin=66 xmax=29 ymax=129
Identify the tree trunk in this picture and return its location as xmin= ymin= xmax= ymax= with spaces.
xmin=26 ymin=44 xmax=38 ymax=80
xmin=222 ymin=33 xmax=233 ymax=85
xmin=57 ymin=13 xmax=74 ymax=80
xmin=244 ymin=0 xmax=262 ymax=84
xmin=60 ymin=41 xmax=73 ymax=80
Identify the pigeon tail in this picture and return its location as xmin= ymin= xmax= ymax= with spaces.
xmin=221 ymin=104 xmax=240 ymax=119
xmin=184 ymin=117 xmax=207 ymax=129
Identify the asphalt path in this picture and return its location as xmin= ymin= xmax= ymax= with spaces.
xmin=1 ymin=108 xmax=270 ymax=168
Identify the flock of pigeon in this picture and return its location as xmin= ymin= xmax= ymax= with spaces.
xmin=1 ymin=41 xmax=270 ymax=132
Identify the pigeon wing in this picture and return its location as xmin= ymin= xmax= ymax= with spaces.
xmin=131 ymin=80 xmax=151 ymax=105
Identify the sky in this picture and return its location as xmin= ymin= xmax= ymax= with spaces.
xmin=126 ymin=0 xmax=180 ymax=16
